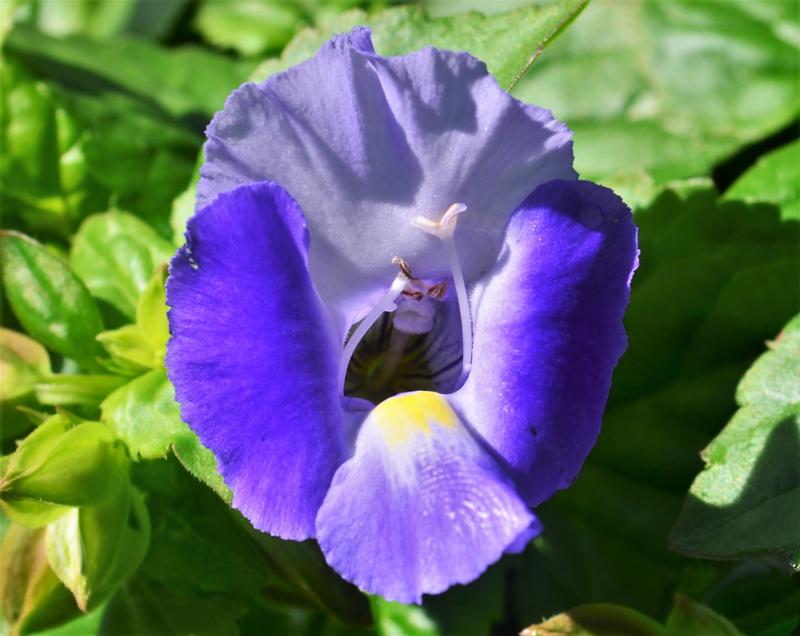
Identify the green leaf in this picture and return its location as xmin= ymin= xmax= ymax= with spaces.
xmin=46 ymin=483 xmax=150 ymax=611
xmin=0 ymin=415 xmax=129 ymax=525
xmin=171 ymin=429 xmax=231 ymax=504
xmin=100 ymin=369 xmax=185 ymax=461
xmin=724 ymin=141 xmax=800 ymax=221
xmin=5 ymin=24 xmax=258 ymax=118
xmin=57 ymin=88 xmax=199 ymax=236
xmin=0 ymin=61 xmax=103 ymax=237
xmin=100 ymin=365 xmax=232 ymax=500
xmin=34 ymin=374 xmax=126 ymax=406
xmin=0 ymin=523 xmax=81 ymax=636
xmin=512 ymin=0 xmax=800 ymax=204
xmin=665 ymin=595 xmax=745 ymax=636
xmin=371 ymin=563 xmax=507 ymax=636
xmin=669 ymin=314 xmax=800 ymax=563
xmin=96 ymin=267 xmax=169 ymax=373
xmin=0 ymin=328 xmax=51 ymax=441
xmin=70 ymin=211 xmax=174 ymax=318
xmin=194 ymin=0 xmax=305 ymax=56
xmin=17 ymin=0 xmax=188 ymax=40
xmin=251 ymin=1 xmax=588 ymax=90
xmin=520 ymin=604 xmax=666 ymax=636
xmin=0 ymin=328 xmax=50 ymax=401
xmin=371 ymin=597 xmax=438 ymax=636
xmin=1 ymin=231 xmax=104 ymax=371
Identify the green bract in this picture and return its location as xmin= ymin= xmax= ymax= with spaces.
xmin=0 ymin=524 xmax=81 ymax=636
xmin=45 ymin=482 xmax=150 ymax=611
xmin=0 ymin=414 xmax=128 ymax=526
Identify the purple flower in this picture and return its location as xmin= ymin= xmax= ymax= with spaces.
xmin=166 ymin=28 xmax=638 ymax=603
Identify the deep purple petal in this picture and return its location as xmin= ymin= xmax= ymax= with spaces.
xmin=316 ymin=391 xmax=533 ymax=603
xmin=166 ymin=182 xmax=348 ymax=539
xmin=453 ymin=180 xmax=638 ymax=506
xmin=199 ymin=27 xmax=574 ymax=325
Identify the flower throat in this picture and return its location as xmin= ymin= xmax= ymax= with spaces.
xmin=340 ymin=204 xmax=473 ymax=404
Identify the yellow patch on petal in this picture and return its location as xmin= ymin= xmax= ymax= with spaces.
xmin=371 ymin=391 xmax=458 ymax=447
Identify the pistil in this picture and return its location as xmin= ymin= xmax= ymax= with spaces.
xmin=411 ymin=203 xmax=473 ymax=381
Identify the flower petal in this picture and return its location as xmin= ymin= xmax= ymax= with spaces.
xmin=199 ymin=28 xmax=574 ymax=324
xmin=166 ymin=181 xmax=348 ymax=539
xmin=316 ymin=391 xmax=533 ymax=603
xmin=453 ymin=180 xmax=638 ymax=506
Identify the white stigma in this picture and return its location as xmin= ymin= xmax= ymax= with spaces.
xmin=411 ymin=202 xmax=473 ymax=381
xmin=410 ymin=203 xmax=467 ymax=239
xmin=339 ymin=272 xmax=407 ymax=391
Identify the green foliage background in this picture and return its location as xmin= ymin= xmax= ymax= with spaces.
xmin=0 ymin=0 xmax=798 ymax=634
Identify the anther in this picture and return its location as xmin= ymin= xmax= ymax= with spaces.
xmin=392 ymin=257 xmax=418 ymax=280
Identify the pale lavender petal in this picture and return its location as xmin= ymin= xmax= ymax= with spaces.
xmin=199 ymin=28 xmax=574 ymax=325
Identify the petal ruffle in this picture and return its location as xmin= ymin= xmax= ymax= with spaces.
xmin=166 ymin=182 xmax=348 ymax=539
xmin=453 ymin=180 xmax=638 ymax=506
xmin=316 ymin=391 xmax=533 ymax=603
xmin=199 ymin=28 xmax=574 ymax=325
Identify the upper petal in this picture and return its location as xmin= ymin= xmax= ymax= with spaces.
xmin=316 ymin=391 xmax=533 ymax=603
xmin=199 ymin=27 xmax=574 ymax=326
xmin=166 ymin=181 xmax=348 ymax=540
xmin=452 ymin=180 xmax=638 ymax=506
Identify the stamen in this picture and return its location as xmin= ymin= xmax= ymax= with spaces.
xmin=410 ymin=203 xmax=473 ymax=381
xmin=392 ymin=257 xmax=417 ymax=280
xmin=339 ymin=272 xmax=407 ymax=391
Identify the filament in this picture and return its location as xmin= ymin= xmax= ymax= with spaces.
xmin=410 ymin=203 xmax=473 ymax=382
xmin=339 ymin=273 xmax=407 ymax=391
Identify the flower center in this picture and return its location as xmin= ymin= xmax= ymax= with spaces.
xmin=339 ymin=203 xmax=473 ymax=403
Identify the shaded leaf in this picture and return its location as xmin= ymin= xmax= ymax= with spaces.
xmin=5 ymin=24 xmax=258 ymax=119
xmin=101 ymin=576 xmax=243 ymax=636
xmin=669 ymin=314 xmax=800 ymax=563
xmin=665 ymin=595 xmax=744 ymax=636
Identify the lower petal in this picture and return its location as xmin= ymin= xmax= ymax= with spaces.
xmin=315 ymin=391 xmax=533 ymax=603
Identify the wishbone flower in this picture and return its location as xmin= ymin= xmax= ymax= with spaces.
xmin=166 ymin=27 xmax=638 ymax=603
